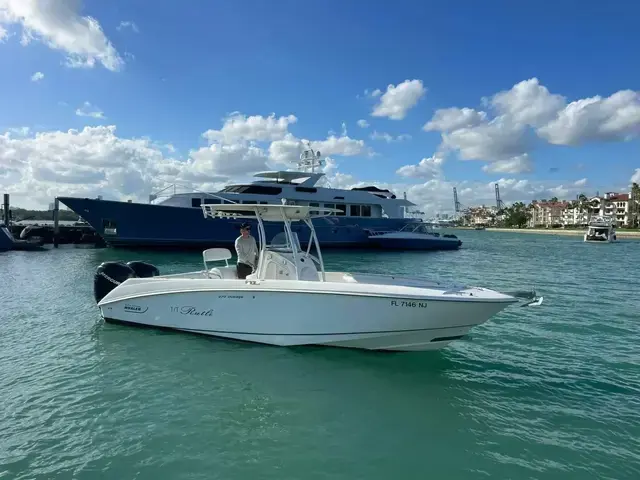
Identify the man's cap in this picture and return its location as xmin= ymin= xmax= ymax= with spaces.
xmin=240 ymin=222 xmax=251 ymax=229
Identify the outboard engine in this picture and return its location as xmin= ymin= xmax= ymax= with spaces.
xmin=126 ymin=261 xmax=160 ymax=278
xmin=94 ymin=261 xmax=136 ymax=303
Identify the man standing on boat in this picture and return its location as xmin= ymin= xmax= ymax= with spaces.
xmin=235 ymin=223 xmax=258 ymax=279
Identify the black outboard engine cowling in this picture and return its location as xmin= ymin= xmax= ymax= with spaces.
xmin=94 ymin=261 xmax=136 ymax=303
xmin=126 ymin=261 xmax=160 ymax=278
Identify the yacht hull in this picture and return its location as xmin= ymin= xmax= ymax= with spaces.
xmin=57 ymin=197 xmax=413 ymax=249
xmin=97 ymin=277 xmax=515 ymax=351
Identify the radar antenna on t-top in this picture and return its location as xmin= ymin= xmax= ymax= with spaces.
xmin=298 ymin=141 xmax=325 ymax=173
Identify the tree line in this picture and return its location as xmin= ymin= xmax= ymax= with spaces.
xmin=462 ymin=182 xmax=640 ymax=229
xmin=0 ymin=207 xmax=80 ymax=222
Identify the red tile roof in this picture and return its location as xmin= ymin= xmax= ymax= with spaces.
xmin=535 ymin=201 xmax=570 ymax=208
xmin=608 ymin=193 xmax=629 ymax=201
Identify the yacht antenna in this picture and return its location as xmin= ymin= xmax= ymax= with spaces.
xmin=298 ymin=142 xmax=324 ymax=173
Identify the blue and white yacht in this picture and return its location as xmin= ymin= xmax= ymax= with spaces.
xmin=58 ymin=147 xmax=421 ymax=249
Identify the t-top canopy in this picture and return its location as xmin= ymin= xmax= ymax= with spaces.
xmin=588 ymin=216 xmax=614 ymax=227
xmin=201 ymin=203 xmax=341 ymax=222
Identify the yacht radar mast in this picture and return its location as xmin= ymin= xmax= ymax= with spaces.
xmin=298 ymin=142 xmax=324 ymax=173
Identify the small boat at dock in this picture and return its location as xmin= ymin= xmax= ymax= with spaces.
xmin=0 ymin=223 xmax=46 ymax=252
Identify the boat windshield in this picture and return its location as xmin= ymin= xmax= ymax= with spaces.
xmin=399 ymin=223 xmax=432 ymax=234
xmin=268 ymin=230 xmax=302 ymax=252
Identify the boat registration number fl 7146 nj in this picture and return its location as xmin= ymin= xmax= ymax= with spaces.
xmin=91 ymin=203 xmax=544 ymax=352
xmin=391 ymin=300 xmax=428 ymax=308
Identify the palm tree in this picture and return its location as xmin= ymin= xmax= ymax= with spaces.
xmin=632 ymin=183 xmax=640 ymax=228
xmin=577 ymin=193 xmax=589 ymax=225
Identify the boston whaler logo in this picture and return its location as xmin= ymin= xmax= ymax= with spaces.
xmin=170 ymin=306 xmax=214 ymax=317
xmin=124 ymin=303 xmax=148 ymax=314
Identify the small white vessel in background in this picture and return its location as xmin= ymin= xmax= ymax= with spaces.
xmin=584 ymin=216 xmax=617 ymax=243
xmin=92 ymin=203 xmax=542 ymax=352
xmin=367 ymin=222 xmax=462 ymax=251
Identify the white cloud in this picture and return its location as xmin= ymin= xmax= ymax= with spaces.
xmin=441 ymin=116 xmax=528 ymax=161
xmin=116 ymin=21 xmax=139 ymax=33
xmin=573 ymin=178 xmax=588 ymax=187
xmin=396 ymin=154 xmax=444 ymax=179
xmin=0 ymin=0 xmax=124 ymax=71
xmin=269 ymin=133 xmax=368 ymax=167
xmin=311 ymin=135 xmax=367 ymax=157
xmin=313 ymin=170 xmax=597 ymax=218
xmin=268 ymin=134 xmax=305 ymax=166
xmin=6 ymin=126 xmax=30 ymax=136
xmin=0 ymin=124 xmax=634 ymax=221
xmin=0 ymin=24 xmax=8 ymax=41
xmin=0 ymin=126 xmax=176 ymax=206
xmin=424 ymin=107 xmax=487 ymax=132
xmin=371 ymin=79 xmax=426 ymax=120
xmin=357 ymin=119 xmax=369 ymax=128
xmin=0 ymin=120 xmax=375 ymax=210
xmin=632 ymin=169 xmax=640 ymax=185
xmin=203 ymin=112 xmax=297 ymax=144
xmin=370 ymin=131 xmax=411 ymax=143
xmin=75 ymin=101 xmax=105 ymax=119
xmin=537 ymin=90 xmax=640 ymax=145
xmin=424 ymin=78 xmax=640 ymax=174
xmin=0 ymin=125 xmax=271 ymax=208
xmin=490 ymin=78 xmax=566 ymax=127
xmin=481 ymin=154 xmax=533 ymax=174
xmin=188 ymin=143 xmax=269 ymax=178
xmin=30 ymin=71 xmax=43 ymax=82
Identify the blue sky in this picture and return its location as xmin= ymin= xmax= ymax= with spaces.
xmin=1 ymin=0 xmax=639 ymax=211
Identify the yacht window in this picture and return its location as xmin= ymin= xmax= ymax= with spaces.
xmin=203 ymin=198 xmax=220 ymax=204
xmin=242 ymin=200 xmax=258 ymax=204
xmin=296 ymin=186 xmax=317 ymax=193
xmin=324 ymin=203 xmax=335 ymax=210
xmin=350 ymin=205 xmax=361 ymax=216
xmin=191 ymin=198 xmax=202 ymax=208
xmin=336 ymin=204 xmax=346 ymax=216
xmin=361 ymin=205 xmax=372 ymax=217
xmin=220 ymin=185 xmax=282 ymax=195
xmin=259 ymin=201 xmax=268 ymax=204
xmin=309 ymin=202 xmax=319 ymax=216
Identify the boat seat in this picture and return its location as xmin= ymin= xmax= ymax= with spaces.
xmin=203 ymin=248 xmax=232 ymax=269
xmin=208 ymin=266 xmax=238 ymax=280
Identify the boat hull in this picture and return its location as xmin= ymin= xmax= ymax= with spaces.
xmin=583 ymin=235 xmax=616 ymax=243
xmin=58 ymin=197 xmax=414 ymax=249
xmin=97 ymin=278 xmax=513 ymax=351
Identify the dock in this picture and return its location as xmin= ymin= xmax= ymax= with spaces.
xmin=1 ymin=194 xmax=105 ymax=249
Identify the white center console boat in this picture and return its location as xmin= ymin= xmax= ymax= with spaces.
xmin=92 ymin=203 xmax=543 ymax=351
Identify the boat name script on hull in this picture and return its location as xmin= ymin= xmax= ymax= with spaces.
xmin=170 ymin=306 xmax=214 ymax=316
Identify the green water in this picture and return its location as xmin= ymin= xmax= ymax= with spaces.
xmin=1 ymin=231 xmax=639 ymax=479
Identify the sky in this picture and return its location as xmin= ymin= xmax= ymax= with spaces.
xmin=1 ymin=0 xmax=639 ymax=214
